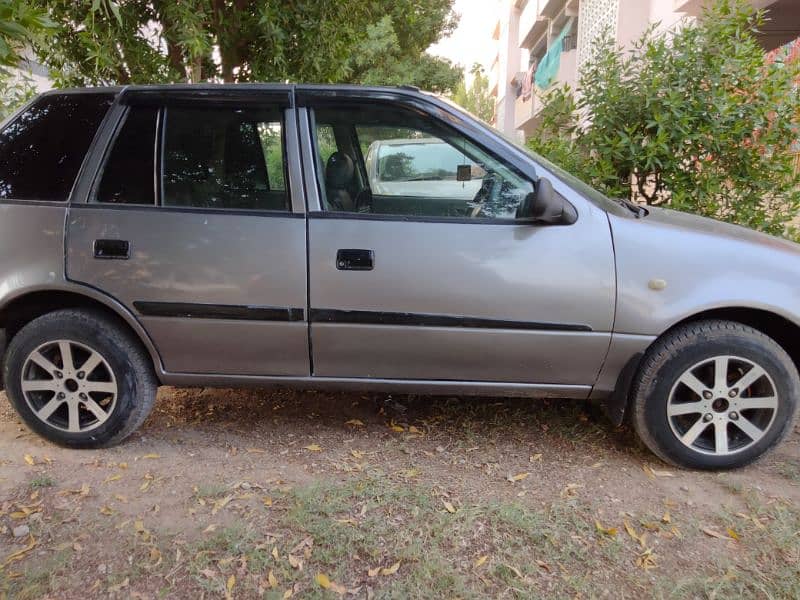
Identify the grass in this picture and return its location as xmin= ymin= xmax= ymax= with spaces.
xmin=658 ymin=491 xmax=800 ymax=599
xmin=192 ymin=482 xmax=231 ymax=499
xmin=776 ymin=459 xmax=800 ymax=483
xmin=0 ymin=548 xmax=71 ymax=600
xmin=29 ymin=474 xmax=55 ymax=489
xmin=4 ymin=467 xmax=799 ymax=599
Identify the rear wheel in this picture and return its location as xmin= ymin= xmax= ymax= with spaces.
xmin=3 ymin=309 xmax=156 ymax=448
xmin=630 ymin=320 xmax=799 ymax=470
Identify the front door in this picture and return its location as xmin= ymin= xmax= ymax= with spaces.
xmin=67 ymin=90 xmax=309 ymax=376
xmin=302 ymin=96 xmax=615 ymax=386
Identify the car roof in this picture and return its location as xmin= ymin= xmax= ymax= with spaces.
xmin=42 ymin=82 xmax=427 ymax=98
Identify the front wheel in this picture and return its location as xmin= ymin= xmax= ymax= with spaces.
xmin=630 ymin=320 xmax=799 ymax=470
xmin=3 ymin=308 xmax=157 ymax=448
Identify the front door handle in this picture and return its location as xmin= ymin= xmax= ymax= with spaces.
xmin=336 ymin=249 xmax=374 ymax=271
xmin=93 ymin=239 xmax=130 ymax=260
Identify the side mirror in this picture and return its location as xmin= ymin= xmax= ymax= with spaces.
xmin=516 ymin=177 xmax=577 ymax=225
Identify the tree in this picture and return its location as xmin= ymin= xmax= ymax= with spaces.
xmin=29 ymin=0 xmax=461 ymax=92
xmin=451 ymin=64 xmax=494 ymax=122
xmin=528 ymin=0 xmax=800 ymax=238
xmin=0 ymin=0 xmax=52 ymax=70
xmin=0 ymin=0 xmax=53 ymax=119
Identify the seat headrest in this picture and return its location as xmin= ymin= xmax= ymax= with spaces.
xmin=326 ymin=152 xmax=354 ymax=188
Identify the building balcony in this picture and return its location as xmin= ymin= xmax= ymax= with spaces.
xmin=514 ymin=46 xmax=577 ymax=137
xmin=514 ymin=92 xmax=544 ymax=133
xmin=519 ymin=0 xmax=547 ymax=49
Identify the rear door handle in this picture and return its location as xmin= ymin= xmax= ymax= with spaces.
xmin=336 ymin=249 xmax=374 ymax=271
xmin=93 ymin=239 xmax=130 ymax=260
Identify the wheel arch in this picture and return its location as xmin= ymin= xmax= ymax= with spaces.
xmin=0 ymin=285 xmax=163 ymax=383
xmin=604 ymin=306 xmax=800 ymax=426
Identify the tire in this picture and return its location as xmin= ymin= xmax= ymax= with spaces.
xmin=3 ymin=308 xmax=157 ymax=448
xmin=630 ymin=320 xmax=799 ymax=470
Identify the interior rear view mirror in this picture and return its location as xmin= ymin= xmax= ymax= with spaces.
xmin=456 ymin=164 xmax=472 ymax=182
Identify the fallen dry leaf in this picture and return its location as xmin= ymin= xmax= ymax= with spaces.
xmin=381 ymin=561 xmax=400 ymax=576
xmin=474 ymin=555 xmax=488 ymax=568
xmin=23 ymin=454 xmax=34 ymax=466
xmin=368 ymin=566 xmax=381 ymax=577
xmin=504 ymin=564 xmax=523 ymax=578
xmin=141 ymin=453 xmax=161 ymax=460
xmin=702 ymin=527 xmax=733 ymax=540
xmin=108 ymin=577 xmax=129 ymax=593
xmin=442 ymin=500 xmax=457 ymax=514
xmin=345 ymin=419 xmax=364 ymax=427
xmin=636 ymin=548 xmax=657 ymax=570
xmin=315 ymin=573 xmax=332 ymax=589
xmin=226 ymin=574 xmax=235 ymax=599
xmin=104 ymin=474 xmax=122 ymax=484
xmin=2 ymin=534 xmax=36 ymax=567
xmin=304 ymin=444 xmax=323 ymax=452
xmin=595 ymin=520 xmax=618 ymax=537
xmin=212 ymin=496 xmax=233 ymax=515
xmin=268 ymin=570 xmax=278 ymax=588
xmin=507 ymin=472 xmax=530 ymax=483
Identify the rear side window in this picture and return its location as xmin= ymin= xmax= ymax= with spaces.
xmin=0 ymin=93 xmax=113 ymax=201
xmin=162 ymin=106 xmax=289 ymax=211
xmin=97 ymin=107 xmax=158 ymax=205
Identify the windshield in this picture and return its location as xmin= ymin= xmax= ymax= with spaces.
xmin=375 ymin=141 xmax=475 ymax=182
xmin=432 ymin=94 xmax=625 ymax=214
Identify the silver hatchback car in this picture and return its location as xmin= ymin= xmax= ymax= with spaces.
xmin=0 ymin=84 xmax=797 ymax=470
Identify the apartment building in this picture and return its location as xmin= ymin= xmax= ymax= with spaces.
xmin=489 ymin=0 xmax=800 ymax=140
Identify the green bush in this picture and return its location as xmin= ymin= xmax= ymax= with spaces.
xmin=527 ymin=0 xmax=800 ymax=238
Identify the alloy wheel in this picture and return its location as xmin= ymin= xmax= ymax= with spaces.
xmin=20 ymin=339 xmax=118 ymax=433
xmin=667 ymin=355 xmax=778 ymax=456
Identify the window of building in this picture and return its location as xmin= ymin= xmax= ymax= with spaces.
xmin=96 ymin=107 xmax=158 ymax=205
xmin=162 ymin=106 xmax=289 ymax=211
xmin=0 ymin=93 xmax=114 ymax=201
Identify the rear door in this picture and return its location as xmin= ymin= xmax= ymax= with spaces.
xmin=301 ymin=93 xmax=616 ymax=388
xmin=66 ymin=89 xmax=309 ymax=376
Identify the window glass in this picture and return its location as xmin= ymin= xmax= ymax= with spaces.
xmin=97 ymin=107 xmax=157 ymax=205
xmin=0 ymin=93 xmax=113 ymax=201
xmin=162 ymin=106 xmax=289 ymax=211
xmin=313 ymin=105 xmax=533 ymax=220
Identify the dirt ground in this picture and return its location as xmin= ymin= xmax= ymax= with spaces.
xmin=1 ymin=386 xmax=798 ymax=599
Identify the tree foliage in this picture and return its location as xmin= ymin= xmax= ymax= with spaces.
xmin=451 ymin=64 xmax=494 ymax=122
xmin=0 ymin=0 xmax=52 ymax=70
xmin=528 ymin=0 xmax=800 ymax=237
xmin=29 ymin=0 xmax=461 ymax=92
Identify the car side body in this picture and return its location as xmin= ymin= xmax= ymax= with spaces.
xmin=1 ymin=83 xmax=798 ymax=468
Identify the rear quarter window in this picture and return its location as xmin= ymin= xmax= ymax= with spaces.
xmin=0 ymin=93 xmax=114 ymax=201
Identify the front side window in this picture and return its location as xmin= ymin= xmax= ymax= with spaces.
xmin=0 ymin=93 xmax=114 ymax=201
xmin=162 ymin=106 xmax=289 ymax=211
xmin=312 ymin=104 xmax=533 ymax=220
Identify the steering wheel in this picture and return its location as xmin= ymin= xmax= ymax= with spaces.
xmin=470 ymin=171 xmax=501 ymax=218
